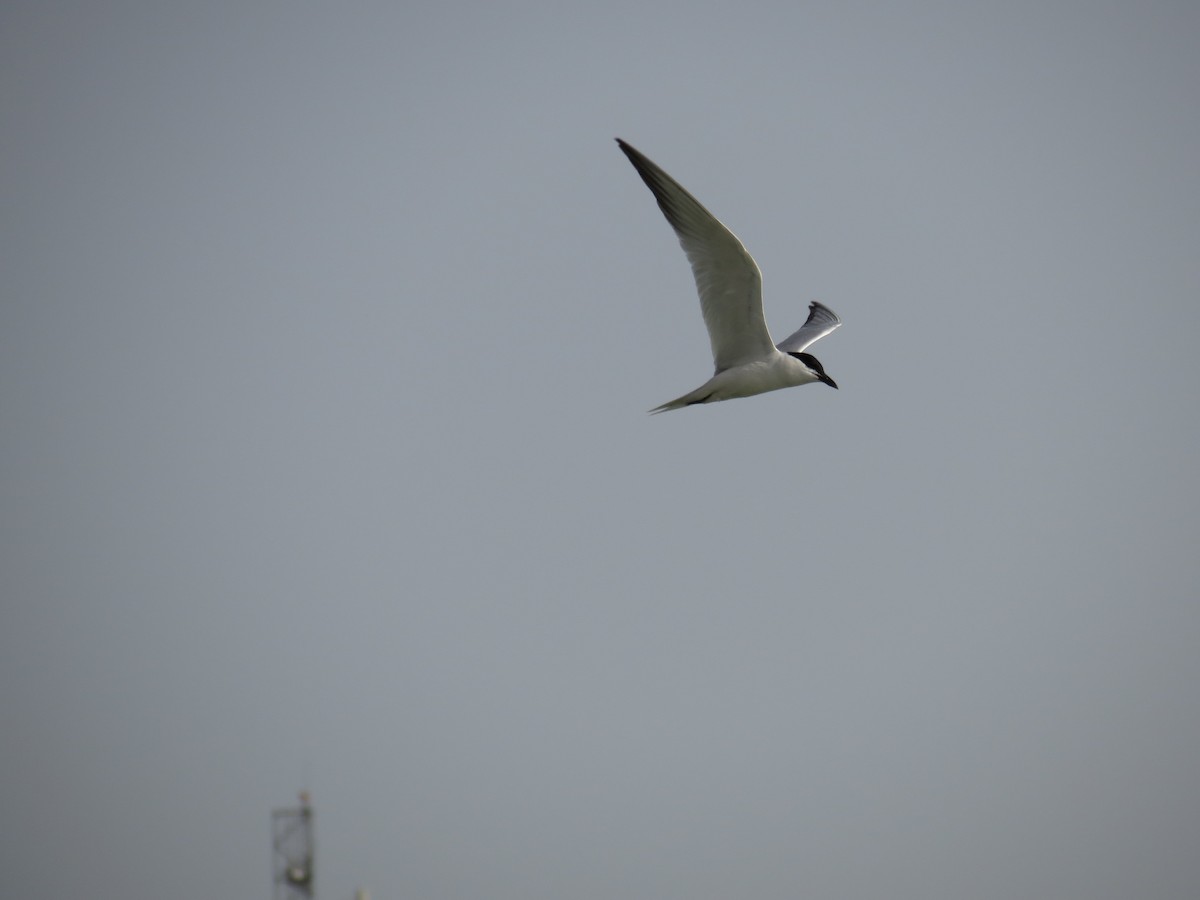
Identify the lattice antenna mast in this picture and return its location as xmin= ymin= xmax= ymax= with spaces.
xmin=272 ymin=791 xmax=315 ymax=900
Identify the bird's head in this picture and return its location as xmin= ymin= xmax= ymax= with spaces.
xmin=791 ymin=351 xmax=838 ymax=389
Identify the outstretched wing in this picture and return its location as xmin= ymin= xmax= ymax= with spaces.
xmin=775 ymin=301 xmax=841 ymax=353
xmin=617 ymin=139 xmax=776 ymax=373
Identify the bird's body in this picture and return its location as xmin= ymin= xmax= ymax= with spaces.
xmin=615 ymin=138 xmax=841 ymax=413
xmin=649 ymin=352 xmax=826 ymax=413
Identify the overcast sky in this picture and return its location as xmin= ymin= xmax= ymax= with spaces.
xmin=3 ymin=2 xmax=1199 ymax=899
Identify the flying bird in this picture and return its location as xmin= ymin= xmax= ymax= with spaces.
xmin=616 ymin=138 xmax=841 ymax=413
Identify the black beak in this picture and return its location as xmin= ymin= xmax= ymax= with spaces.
xmin=820 ymin=373 xmax=838 ymax=389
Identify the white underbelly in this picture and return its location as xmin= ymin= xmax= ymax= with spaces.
xmin=707 ymin=353 xmax=816 ymax=401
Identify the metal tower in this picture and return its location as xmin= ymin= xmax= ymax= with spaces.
xmin=272 ymin=791 xmax=315 ymax=900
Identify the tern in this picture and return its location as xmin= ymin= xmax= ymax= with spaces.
xmin=616 ymin=139 xmax=841 ymax=413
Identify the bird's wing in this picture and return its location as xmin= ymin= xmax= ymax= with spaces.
xmin=775 ymin=301 xmax=841 ymax=353
xmin=617 ymin=139 xmax=776 ymax=373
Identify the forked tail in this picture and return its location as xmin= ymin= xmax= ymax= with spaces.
xmin=648 ymin=385 xmax=716 ymax=414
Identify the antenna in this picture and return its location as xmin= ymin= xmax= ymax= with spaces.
xmin=272 ymin=791 xmax=315 ymax=900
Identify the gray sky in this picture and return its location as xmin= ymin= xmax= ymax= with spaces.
xmin=3 ymin=1 xmax=1199 ymax=898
